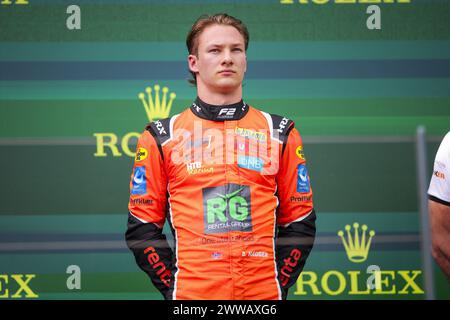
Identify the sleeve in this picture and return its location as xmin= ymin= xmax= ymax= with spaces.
xmin=125 ymin=129 xmax=175 ymax=300
xmin=275 ymin=125 xmax=316 ymax=300
xmin=428 ymin=132 xmax=450 ymax=206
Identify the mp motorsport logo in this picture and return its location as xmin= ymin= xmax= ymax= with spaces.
xmin=203 ymin=184 xmax=252 ymax=234
xmin=93 ymin=84 xmax=175 ymax=158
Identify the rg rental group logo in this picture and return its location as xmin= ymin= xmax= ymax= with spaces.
xmin=202 ymin=184 xmax=252 ymax=234
xmin=294 ymin=223 xmax=425 ymax=297
xmin=93 ymin=84 xmax=175 ymax=158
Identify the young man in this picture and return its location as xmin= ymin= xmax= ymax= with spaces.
xmin=125 ymin=13 xmax=316 ymax=300
xmin=428 ymin=131 xmax=450 ymax=280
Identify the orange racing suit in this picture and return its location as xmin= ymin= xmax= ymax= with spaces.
xmin=125 ymin=97 xmax=316 ymax=300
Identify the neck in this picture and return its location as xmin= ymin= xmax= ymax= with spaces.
xmin=190 ymin=96 xmax=248 ymax=121
xmin=196 ymin=83 xmax=242 ymax=105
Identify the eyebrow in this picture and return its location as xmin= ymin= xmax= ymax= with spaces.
xmin=206 ymin=43 xmax=244 ymax=49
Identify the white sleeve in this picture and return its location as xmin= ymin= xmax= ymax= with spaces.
xmin=428 ymin=132 xmax=450 ymax=205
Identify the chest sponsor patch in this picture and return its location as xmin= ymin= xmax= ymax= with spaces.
xmin=235 ymin=127 xmax=267 ymax=142
xmin=238 ymin=156 xmax=264 ymax=172
xmin=202 ymin=184 xmax=252 ymax=234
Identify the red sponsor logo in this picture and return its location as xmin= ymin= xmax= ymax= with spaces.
xmin=144 ymin=246 xmax=172 ymax=287
xmin=279 ymin=248 xmax=302 ymax=286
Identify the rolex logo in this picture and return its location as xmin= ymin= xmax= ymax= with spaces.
xmin=337 ymin=223 xmax=375 ymax=263
xmin=295 ymin=223 xmax=424 ymax=296
xmin=138 ymin=84 xmax=176 ymax=122
xmin=93 ymin=84 xmax=176 ymax=158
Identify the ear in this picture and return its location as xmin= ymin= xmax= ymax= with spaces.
xmin=188 ymin=54 xmax=199 ymax=73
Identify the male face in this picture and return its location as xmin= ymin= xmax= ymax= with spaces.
xmin=188 ymin=24 xmax=247 ymax=94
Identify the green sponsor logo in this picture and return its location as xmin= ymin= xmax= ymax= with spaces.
xmin=203 ymin=184 xmax=252 ymax=234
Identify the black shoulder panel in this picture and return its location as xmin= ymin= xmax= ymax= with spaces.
xmin=269 ymin=113 xmax=294 ymax=143
xmin=145 ymin=117 xmax=172 ymax=145
xmin=145 ymin=117 xmax=173 ymax=161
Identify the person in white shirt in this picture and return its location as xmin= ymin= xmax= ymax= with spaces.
xmin=428 ymin=131 xmax=450 ymax=280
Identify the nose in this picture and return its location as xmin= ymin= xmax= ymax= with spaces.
xmin=221 ymin=49 xmax=233 ymax=65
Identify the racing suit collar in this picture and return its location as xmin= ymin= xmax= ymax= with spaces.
xmin=190 ymin=96 xmax=249 ymax=121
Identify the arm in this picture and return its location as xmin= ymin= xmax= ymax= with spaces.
xmin=125 ymin=129 xmax=175 ymax=300
xmin=427 ymin=132 xmax=450 ymax=281
xmin=428 ymin=199 xmax=450 ymax=280
xmin=275 ymin=125 xmax=316 ymax=299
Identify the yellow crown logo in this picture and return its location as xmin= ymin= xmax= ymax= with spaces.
xmin=138 ymin=85 xmax=176 ymax=122
xmin=337 ymin=223 xmax=375 ymax=263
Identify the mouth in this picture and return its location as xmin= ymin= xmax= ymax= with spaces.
xmin=218 ymin=70 xmax=236 ymax=75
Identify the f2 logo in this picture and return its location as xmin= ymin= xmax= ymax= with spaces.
xmin=0 ymin=274 xmax=38 ymax=298
xmin=218 ymin=108 xmax=236 ymax=117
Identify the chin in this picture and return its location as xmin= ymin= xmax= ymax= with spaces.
xmin=214 ymin=79 xmax=241 ymax=92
